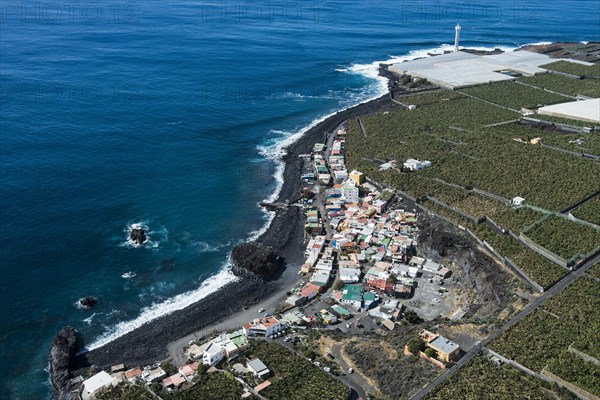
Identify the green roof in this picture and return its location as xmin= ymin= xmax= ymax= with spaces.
xmin=342 ymin=285 xmax=363 ymax=302
xmin=229 ymin=331 xmax=248 ymax=347
xmin=363 ymin=292 xmax=376 ymax=302
xmin=332 ymin=305 xmax=351 ymax=316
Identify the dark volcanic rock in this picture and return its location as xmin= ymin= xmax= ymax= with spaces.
xmin=78 ymin=296 xmax=97 ymax=309
xmin=50 ymin=326 xmax=79 ymax=400
xmin=231 ymin=242 xmax=279 ymax=280
xmin=130 ymin=228 xmax=146 ymax=245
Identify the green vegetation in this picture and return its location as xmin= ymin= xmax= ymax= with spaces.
xmin=530 ymin=128 xmax=600 ymax=156
xmin=396 ymin=90 xmax=465 ymax=106
xmin=541 ymin=60 xmax=600 ymax=77
xmin=346 ymin=108 xmax=599 ymax=212
xmin=489 ymin=277 xmax=600 ymax=372
xmin=588 ymin=263 xmax=600 ymax=279
xmin=407 ymin=337 xmax=426 ymax=354
xmin=470 ymin=224 xmax=566 ymax=289
xmin=519 ymin=73 xmax=600 ymax=97
xmin=490 ymin=206 xmax=544 ymax=233
xmin=496 ymin=121 xmax=600 ymax=156
xmin=460 ymin=81 xmax=569 ymax=110
xmin=572 ymin=196 xmax=600 ymax=225
xmin=546 ymin=350 xmax=600 ymax=396
xmin=249 ymin=340 xmax=350 ymax=400
xmin=525 ymin=216 xmax=600 ymax=259
xmin=425 ymin=355 xmax=575 ymax=400
xmin=95 ymin=382 xmax=154 ymax=400
xmin=144 ymin=371 xmax=246 ymax=400
xmin=170 ymin=372 xmax=243 ymax=400
xmin=345 ymin=327 xmax=440 ymax=399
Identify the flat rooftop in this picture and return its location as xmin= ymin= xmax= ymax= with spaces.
xmin=429 ymin=335 xmax=460 ymax=354
xmin=538 ymin=98 xmax=600 ymax=123
xmin=390 ymin=50 xmax=593 ymax=89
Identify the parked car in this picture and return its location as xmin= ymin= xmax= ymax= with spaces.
xmin=347 ymin=368 xmax=354 ymax=374
xmin=258 ymin=308 xmax=265 ymax=313
xmin=327 ymin=353 xmax=335 ymax=360
xmin=284 ymin=337 xmax=291 ymax=342
xmin=324 ymin=367 xmax=331 ymax=373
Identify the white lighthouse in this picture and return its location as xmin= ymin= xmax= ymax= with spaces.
xmin=454 ymin=23 xmax=461 ymax=52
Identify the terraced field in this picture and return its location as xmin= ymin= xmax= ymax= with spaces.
xmin=460 ymin=81 xmax=569 ymax=110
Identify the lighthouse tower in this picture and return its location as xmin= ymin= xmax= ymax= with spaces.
xmin=454 ymin=23 xmax=461 ymax=52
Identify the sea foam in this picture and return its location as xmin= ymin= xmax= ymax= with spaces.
xmin=82 ymin=266 xmax=238 ymax=353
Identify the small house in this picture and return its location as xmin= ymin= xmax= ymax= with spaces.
xmin=247 ymin=358 xmax=270 ymax=379
xmin=81 ymin=371 xmax=116 ymax=400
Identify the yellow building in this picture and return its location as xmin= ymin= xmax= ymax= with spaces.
xmin=349 ymin=170 xmax=365 ymax=186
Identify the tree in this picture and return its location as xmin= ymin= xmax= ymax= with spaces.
xmin=332 ymin=278 xmax=344 ymax=290
xmin=424 ymin=348 xmax=436 ymax=358
xmin=407 ymin=338 xmax=426 ymax=354
xmin=404 ymin=310 xmax=423 ymax=324
xmin=304 ymin=348 xmax=317 ymax=360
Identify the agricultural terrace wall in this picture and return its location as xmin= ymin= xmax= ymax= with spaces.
xmin=425 ymin=196 xmax=484 ymax=224
xmin=541 ymin=368 xmax=600 ymax=400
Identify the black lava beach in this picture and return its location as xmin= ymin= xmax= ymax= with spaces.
xmin=55 ymin=85 xmax=397 ymax=389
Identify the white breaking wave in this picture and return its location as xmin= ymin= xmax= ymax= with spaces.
xmin=82 ymin=267 xmax=238 ymax=353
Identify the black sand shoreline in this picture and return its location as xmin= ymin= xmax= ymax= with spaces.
xmin=69 ymin=76 xmax=398 ymax=376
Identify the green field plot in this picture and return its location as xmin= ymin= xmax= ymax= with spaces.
xmin=450 ymin=194 xmax=506 ymax=220
xmin=519 ymin=73 xmax=600 ymax=97
xmin=425 ymin=355 xmax=568 ymax=400
xmin=250 ymin=341 xmax=350 ymax=400
xmin=460 ymin=81 xmax=570 ymax=110
xmin=588 ymin=263 xmax=600 ymax=279
xmin=471 ymin=224 xmax=566 ymax=288
xmin=491 ymin=121 xmax=600 ymax=155
xmin=490 ymin=206 xmax=544 ymax=233
xmin=572 ymin=196 xmax=600 ymax=225
xmin=525 ymin=216 xmax=600 ymax=260
xmin=489 ymin=277 xmax=600 ymax=372
xmin=546 ymin=350 xmax=600 ymax=396
xmin=395 ymin=90 xmax=466 ymax=106
xmin=541 ymin=60 xmax=600 ymax=77
xmin=348 ymin=112 xmax=600 ymax=211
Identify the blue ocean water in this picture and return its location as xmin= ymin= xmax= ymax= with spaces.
xmin=0 ymin=0 xmax=598 ymax=398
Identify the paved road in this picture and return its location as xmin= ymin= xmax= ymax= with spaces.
xmin=410 ymin=252 xmax=600 ymax=400
xmin=330 ymin=342 xmax=376 ymax=399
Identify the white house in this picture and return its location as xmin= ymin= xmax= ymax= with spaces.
xmin=372 ymin=199 xmax=387 ymax=213
xmin=342 ymin=184 xmax=359 ymax=203
xmin=339 ymin=267 xmax=361 ymax=283
xmin=242 ymin=317 xmax=285 ymax=338
xmin=142 ymin=367 xmax=166 ymax=384
xmin=247 ymin=358 xmax=270 ymax=379
xmin=202 ymin=342 xmax=225 ymax=366
xmin=423 ymin=260 xmax=442 ymax=273
xmin=81 ymin=371 xmax=116 ymax=400
xmin=403 ymin=159 xmax=432 ymax=171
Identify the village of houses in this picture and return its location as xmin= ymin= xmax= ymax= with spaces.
xmin=77 ymin=126 xmax=463 ymax=399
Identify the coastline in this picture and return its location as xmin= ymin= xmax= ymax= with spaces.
xmin=71 ymin=78 xmax=398 ymax=374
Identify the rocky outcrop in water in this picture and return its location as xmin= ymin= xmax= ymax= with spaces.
xmin=78 ymin=296 xmax=97 ymax=309
xmin=130 ymin=228 xmax=147 ymax=245
xmin=231 ymin=242 xmax=279 ymax=280
xmin=50 ymin=326 xmax=80 ymax=400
